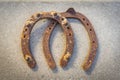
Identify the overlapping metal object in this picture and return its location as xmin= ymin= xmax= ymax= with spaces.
xmin=21 ymin=8 xmax=98 ymax=71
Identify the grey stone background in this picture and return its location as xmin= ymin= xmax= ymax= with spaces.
xmin=0 ymin=1 xmax=120 ymax=80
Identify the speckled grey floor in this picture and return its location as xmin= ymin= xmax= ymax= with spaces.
xmin=0 ymin=1 xmax=120 ymax=80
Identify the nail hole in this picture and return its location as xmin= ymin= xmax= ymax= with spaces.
xmin=61 ymin=17 xmax=64 ymax=21
xmin=67 ymin=27 xmax=70 ymax=29
xmin=87 ymin=23 xmax=89 ymax=26
xmin=69 ymin=33 xmax=72 ymax=36
xmin=26 ymin=24 xmax=31 ymax=27
xmin=37 ymin=13 xmax=41 ymax=17
xmin=83 ymin=18 xmax=85 ymax=21
xmin=23 ymin=35 xmax=26 ymax=38
xmin=24 ymin=28 xmax=27 ymax=31
xmin=26 ymin=57 xmax=31 ymax=62
xmin=93 ymin=41 xmax=95 ymax=43
xmin=90 ymin=29 xmax=92 ymax=31
xmin=64 ymin=23 xmax=68 ymax=26
xmin=54 ymin=13 xmax=57 ymax=16
xmin=49 ymin=27 xmax=51 ymax=30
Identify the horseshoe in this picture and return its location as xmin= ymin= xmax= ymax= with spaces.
xmin=21 ymin=11 xmax=74 ymax=69
xmin=44 ymin=8 xmax=98 ymax=71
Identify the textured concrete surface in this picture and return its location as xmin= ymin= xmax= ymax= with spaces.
xmin=0 ymin=0 xmax=120 ymax=2
xmin=0 ymin=1 xmax=120 ymax=80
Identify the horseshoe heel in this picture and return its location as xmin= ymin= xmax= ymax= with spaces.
xmin=46 ymin=8 xmax=98 ymax=70
xmin=43 ymin=13 xmax=74 ymax=69
xmin=21 ymin=12 xmax=74 ymax=69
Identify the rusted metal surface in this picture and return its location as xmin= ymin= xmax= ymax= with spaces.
xmin=21 ymin=7 xmax=98 ymax=71
xmin=21 ymin=11 xmax=74 ymax=69
xmin=44 ymin=8 xmax=98 ymax=71
xmin=43 ymin=19 xmax=74 ymax=69
xmin=42 ymin=12 xmax=74 ymax=69
xmin=1 ymin=2 xmax=120 ymax=80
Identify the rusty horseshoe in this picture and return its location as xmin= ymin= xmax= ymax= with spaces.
xmin=43 ymin=8 xmax=98 ymax=71
xmin=21 ymin=11 xmax=74 ymax=69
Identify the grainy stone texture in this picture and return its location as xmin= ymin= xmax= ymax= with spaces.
xmin=0 ymin=1 xmax=120 ymax=80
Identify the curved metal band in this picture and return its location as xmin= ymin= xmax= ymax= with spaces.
xmin=42 ymin=14 xmax=74 ymax=69
xmin=21 ymin=12 xmax=74 ymax=69
xmin=44 ymin=8 xmax=98 ymax=71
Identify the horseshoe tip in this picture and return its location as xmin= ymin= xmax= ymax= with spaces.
xmin=50 ymin=66 xmax=56 ymax=70
xmin=49 ymin=63 xmax=56 ymax=70
xmin=82 ymin=64 xmax=90 ymax=71
xmin=60 ymin=60 xmax=67 ymax=68
xmin=28 ymin=60 xmax=36 ymax=69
